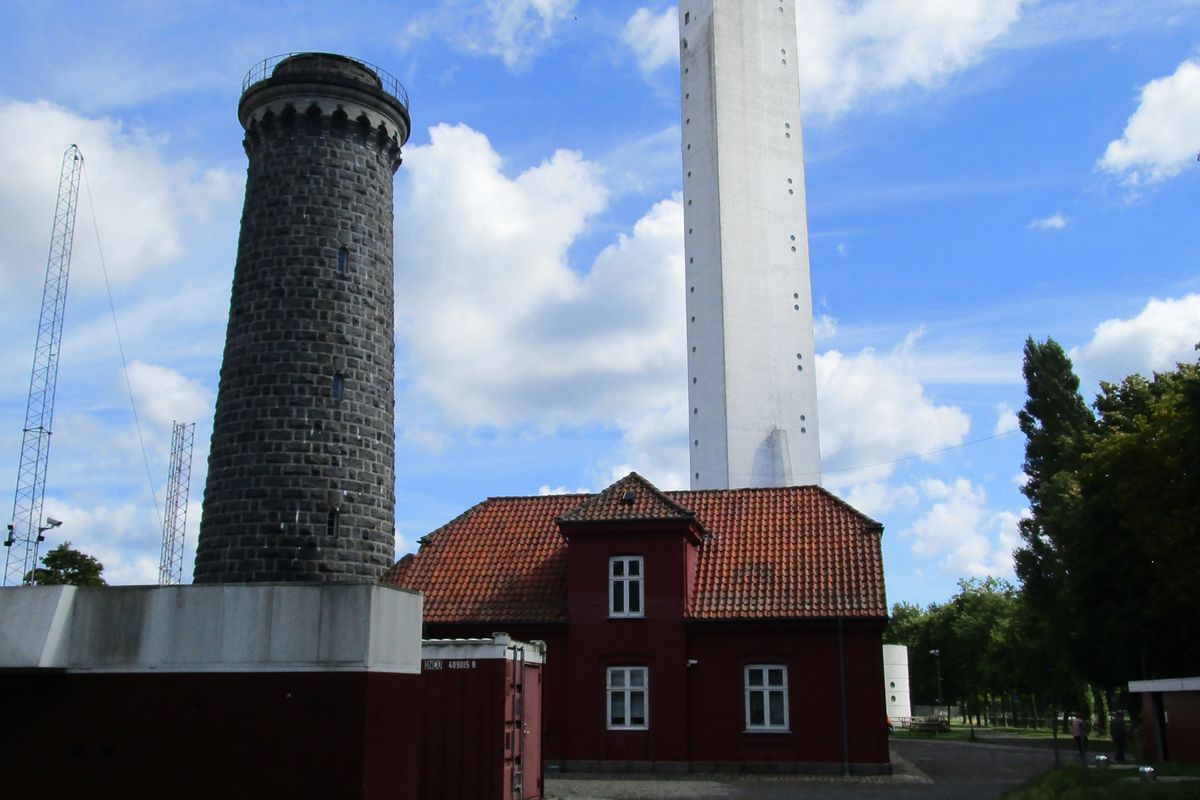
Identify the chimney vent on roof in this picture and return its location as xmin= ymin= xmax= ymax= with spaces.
xmin=621 ymin=490 xmax=636 ymax=504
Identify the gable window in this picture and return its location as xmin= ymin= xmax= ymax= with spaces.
xmin=745 ymin=665 xmax=789 ymax=731
xmin=607 ymin=666 xmax=648 ymax=729
xmin=609 ymin=555 xmax=643 ymax=617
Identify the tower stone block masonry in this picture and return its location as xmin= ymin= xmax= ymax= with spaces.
xmin=194 ymin=53 xmax=410 ymax=583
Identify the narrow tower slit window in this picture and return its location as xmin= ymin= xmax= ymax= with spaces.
xmin=337 ymin=246 xmax=349 ymax=274
xmin=332 ymin=373 xmax=344 ymax=401
xmin=326 ymin=508 xmax=340 ymax=537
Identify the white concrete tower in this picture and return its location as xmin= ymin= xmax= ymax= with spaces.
xmin=680 ymin=0 xmax=821 ymax=489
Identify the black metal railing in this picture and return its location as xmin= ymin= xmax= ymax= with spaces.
xmin=242 ymin=53 xmax=409 ymax=109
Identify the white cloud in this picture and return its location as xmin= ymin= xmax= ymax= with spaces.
xmin=817 ymin=331 xmax=972 ymax=488
xmin=1071 ymin=294 xmax=1200 ymax=388
xmin=603 ymin=397 xmax=689 ymax=491
xmin=623 ymin=7 xmax=679 ymax=74
xmin=406 ymin=0 xmax=578 ymax=69
xmin=907 ymin=344 xmax=1019 ymax=385
xmin=402 ymin=425 xmax=449 ymax=455
xmin=125 ymin=361 xmax=214 ymax=431
xmin=487 ymin=0 xmax=578 ymax=67
xmin=903 ymin=477 xmax=1020 ymax=578
xmin=598 ymin=124 xmax=683 ymax=198
xmin=538 ymin=484 xmax=589 ymax=495
xmin=627 ymin=1 xmax=1027 ymax=115
xmin=795 ymin=0 xmax=1029 ymax=117
xmin=0 ymin=100 xmax=237 ymax=298
xmin=840 ymin=480 xmax=919 ymax=519
xmin=394 ymin=123 xmax=687 ymax=485
xmin=813 ymin=314 xmax=838 ymax=341
xmin=40 ymin=498 xmax=166 ymax=585
xmin=1029 ymin=213 xmax=1068 ymax=230
xmin=1006 ymin=0 xmax=1200 ymax=49
xmin=993 ymin=403 xmax=1018 ymax=436
xmin=1099 ymin=59 xmax=1200 ymax=186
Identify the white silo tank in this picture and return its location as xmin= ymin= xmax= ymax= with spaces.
xmin=883 ymin=644 xmax=912 ymax=721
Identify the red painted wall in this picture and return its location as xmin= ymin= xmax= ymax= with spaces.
xmin=5 ymin=671 xmax=421 ymax=799
xmin=423 ymin=525 xmax=889 ymax=774
xmin=563 ymin=521 xmax=697 ymax=764
xmin=685 ymin=620 xmax=889 ymax=768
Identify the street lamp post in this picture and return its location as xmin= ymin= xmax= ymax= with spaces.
xmin=930 ymin=649 xmax=944 ymax=722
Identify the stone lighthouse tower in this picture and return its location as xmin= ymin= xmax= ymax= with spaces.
xmin=194 ymin=53 xmax=410 ymax=583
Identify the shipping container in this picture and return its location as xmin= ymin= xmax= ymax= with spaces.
xmin=421 ymin=634 xmax=546 ymax=799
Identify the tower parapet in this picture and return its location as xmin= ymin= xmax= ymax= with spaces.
xmin=239 ymin=53 xmax=409 ymax=170
xmin=194 ymin=53 xmax=409 ymax=583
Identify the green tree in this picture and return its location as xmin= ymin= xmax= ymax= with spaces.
xmin=1014 ymin=338 xmax=1200 ymax=705
xmin=1013 ymin=338 xmax=1094 ymax=691
xmin=1078 ymin=355 xmax=1200 ymax=679
xmin=887 ymin=582 xmax=1034 ymax=722
xmin=886 ymin=602 xmax=939 ymax=705
xmin=26 ymin=541 xmax=107 ymax=586
xmin=884 ymin=601 xmax=926 ymax=646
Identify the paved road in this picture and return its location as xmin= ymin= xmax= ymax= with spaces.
xmin=546 ymin=739 xmax=1056 ymax=799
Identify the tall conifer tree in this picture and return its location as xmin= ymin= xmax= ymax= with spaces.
xmin=1013 ymin=338 xmax=1095 ymax=692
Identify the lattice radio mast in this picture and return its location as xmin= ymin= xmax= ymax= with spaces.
xmin=158 ymin=421 xmax=195 ymax=585
xmin=3 ymin=145 xmax=83 ymax=586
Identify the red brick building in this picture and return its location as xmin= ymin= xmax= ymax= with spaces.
xmin=387 ymin=472 xmax=890 ymax=773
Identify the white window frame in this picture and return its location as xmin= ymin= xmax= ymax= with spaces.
xmin=606 ymin=666 xmax=649 ymax=730
xmin=608 ymin=555 xmax=644 ymax=618
xmin=744 ymin=664 xmax=789 ymax=732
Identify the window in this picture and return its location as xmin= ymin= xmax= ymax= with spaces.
xmin=607 ymin=666 xmax=648 ymax=729
xmin=337 ymin=246 xmax=349 ymax=274
xmin=332 ymin=373 xmax=344 ymax=401
xmin=609 ymin=556 xmax=643 ymax=617
xmin=745 ymin=665 xmax=789 ymax=731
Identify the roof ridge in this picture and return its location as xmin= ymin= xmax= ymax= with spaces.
xmin=557 ymin=471 xmax=697 ymax=523
xmin=619 ymin=472 xmax=696 ymax=515
xmin=484 ymin=492 xmax=592 ymax=501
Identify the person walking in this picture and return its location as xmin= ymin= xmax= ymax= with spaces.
xmin=1071 ymin=714 xmax=1088 ymax=765
xmin=1111 ymin=711 xmax=1128 ymax=762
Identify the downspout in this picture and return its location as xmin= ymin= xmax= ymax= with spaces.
xmin=838 ymin=616 xmax=850 ymax=777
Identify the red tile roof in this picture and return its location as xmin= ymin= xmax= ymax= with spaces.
xmin=384 ymin=474 xmax=886 ymax=623
xmin=557 ymin=472 xmax=698 ymax=526
xmin=388 ymin=495 xmax=581 ymax=623
xmin=680 ymin=486 xmax=884 ymax=619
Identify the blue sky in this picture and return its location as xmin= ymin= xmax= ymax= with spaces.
xmin=0 ymin=1 xmax=1197 ymax=605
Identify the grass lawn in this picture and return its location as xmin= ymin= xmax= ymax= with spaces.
xmin=1000 ymin=763 xmax=1200 ymax=798
xmin=888 ymin=724 xmax=1128 ymax=753
xmin=890 ymin=721 xmax=1112 ymax=747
